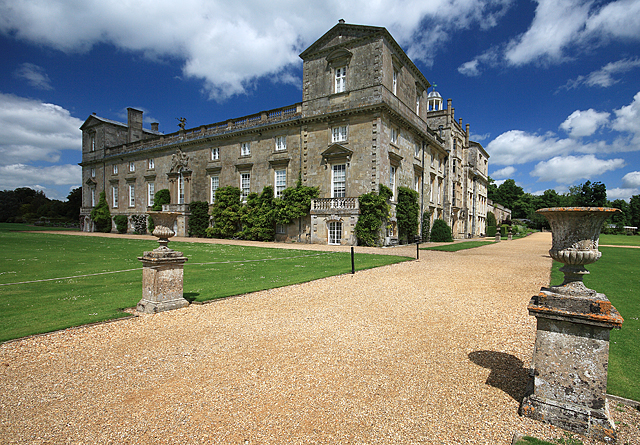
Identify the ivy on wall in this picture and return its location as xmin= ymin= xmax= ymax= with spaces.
xmin=354 ymin=184 xmax=392 ymax=247
xmin=396 ymin=186 xmax=419 ymax=244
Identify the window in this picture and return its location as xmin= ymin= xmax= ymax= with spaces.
xmin=328 ymin=221 xmax=342 ymax=245
xmin=391 ymin=127 xmax=398 ymax=144
xmin=332 ymin=125 xmax=348 ymax=143
xmin=210 ymin=176 xmax=219 ymax=203
xmin=113 ymin=164 xmax=118 ymax=175
xmin=210 ymin=147 xmax=220 ymax=160
xmin=276 ymin=224 xmax=286 ymax=234
xmin=241 ymin=173 xmax=251 ymax=200
xmin=178 ymin=173 xmax=185 ymax=204
xmin=416 ymin=95 xmax=420 ymax=114
xmin=241 ymin=142 xmax=250 ymax=156
xmin=147 ymin=182 xmax=155 ymax=207
xmin=390 ymin=166 xmax=396 ymax=200
xmin=90 ymin=134 xmax=95 ymax=152
xmin=414 ymin=143 xmax=420 ymax=158
xmin=91 ymin=188 xmax=96 ymax=207
xmin=331 ymin=164 xmax=346 ymax=198
xmin=275 ymin=169 xmax=286 ymax=198
xmin=129 ymin=161 xmax=135 ymax=173
xmin=392 ymin=68 xmax=398 ymax=95
xmin=335 ymin=66 xmax=346 ymax=93
xmin=112 ymin=186 xmax=119 ymax=208
xmin=148 ymin=159 xmax=154 ymax=169
xmin=90 ymin=167 xmax=96 ymax=178
xmin=414 ymin=175 xmax=420 ymax=192
xmin=275 ymin=136 xmax=286 ymax=151
xmin=128 ymin=184 xmax=135 ymax=207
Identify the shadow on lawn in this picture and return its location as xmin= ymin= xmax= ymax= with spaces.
xmin=183 ymin=292 xmax=200 ymax=303
xmin=468 ymin=350 xmax=531 ymax=402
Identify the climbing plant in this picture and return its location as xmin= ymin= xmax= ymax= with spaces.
xmin=90 ymin=191 xmax=112 ymax=233
xmin=188 ymin=201 xmax=210 ymax=238
xmin=206 ymin=186 xmax=243 ymax=239
xmin=354 ymin=184 xmax=392 ymax=247
xmin=241 ymin=186 xmax=276 ymax=241
xmin=396 ymin=186 xmax=420 ymax=244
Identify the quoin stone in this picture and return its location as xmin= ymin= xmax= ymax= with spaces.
xmin=520 ymin=207 xmax=624 ymax=443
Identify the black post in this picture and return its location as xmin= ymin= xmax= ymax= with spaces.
xmin=351 ymin=246 xmax=355 ymax=274
xmin=416 ymin=240 xmax=419 ymax=260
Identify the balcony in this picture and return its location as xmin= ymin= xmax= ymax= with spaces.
xmin=311 ymin=197 xmax=359 ymax=214
xmin=162 ymin=204 xmax=190 ymax=213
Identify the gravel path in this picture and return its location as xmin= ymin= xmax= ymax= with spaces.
xmin=1 ymin=232 xmax=638 ymax=444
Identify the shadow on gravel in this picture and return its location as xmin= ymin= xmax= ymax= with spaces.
xmin=468 ymin=350 xmax=530 ymax=402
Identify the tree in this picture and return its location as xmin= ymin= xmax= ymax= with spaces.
xmin=629 ymin=195 xmax=640 ymax=229
xmin=188 ymin=201 xmax=210 ymax=238
xmin=90 ymin=191 xmax=112 ymax=233
xmin=486 ymin=211 xmax=497 ymax=237
xmin=570 ymin=181 xmax=607 ymax=207
xmin=396 ymin=186 xmax=419 ymax=244
xmin=494 ymin=179 xmax=524 ymax=211
xmin=609 ymin=199 xmax=629 ymax=229
xmin=430 ymin=219 xmax=453 ymax=242
xmin=487 ymin=177 xmax=499 ymax=203
xmin=65 ymin=187 xmax=82 ymax=221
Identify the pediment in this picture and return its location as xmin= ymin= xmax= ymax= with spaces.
xmin=321 ymin=144 xmax=353 ymax=160
xmin=299 ymin=23 xmax=385 ymax=60
xmin=85 ymin=178 xmax=96 ymax=186
xmin=326 ymin=48 xmax=353 ymax=67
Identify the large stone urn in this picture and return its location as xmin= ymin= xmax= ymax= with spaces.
xmin=521 ymin=207 xmax=623 ymax=443
xmin=136 ymin=222 xmax=189 ymax=314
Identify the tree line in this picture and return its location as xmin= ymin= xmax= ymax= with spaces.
xmin=489 ymin=179 xmax=640 ymax=231
xmin=0 ymin=187 xmax=82 ymax=225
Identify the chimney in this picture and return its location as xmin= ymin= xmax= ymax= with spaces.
xmin=465 ymin=124 xmax=470 ymax=146
xmin=127 ymin=108 xmax=143 ymax=143
xmin=151 ymin=122 xmax=159 ymax=132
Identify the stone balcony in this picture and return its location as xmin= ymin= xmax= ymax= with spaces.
xmin=311 ymin=197 xmax=359 ymax=214
xmin=162 ymin=204 xmax=190 ymax=213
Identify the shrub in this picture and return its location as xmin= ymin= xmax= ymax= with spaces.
xmin=130 ymin=214 xmax=147 ymax=234
xmin=430 ymin=219 xmax=453 ymax=242
xmin=355 ymin=184 xmax=392 ymax=246
xmin=152 ymin=189 xmax=170 ymax=211
xmin=421 ymin=211 xmax=431 ymax=242
xmin=396 ymin=187 xmax=419 ymax=244
xmin=487 ymin=225 xmax=497 ymax=237
xmin=147 ymin=215 xmax=155 ymax=233
xmin=113 ymin=215 xmax=129 ymax=234
xmin=188 ymin=201 xmax=210 ymax=237
xmin=241 ymin=186 xmax=276 ymax=241
xmin=90 ymin=191 xmax=112 ymax=233
xmin=274 ymin=175 xmax=320 ymax=225
xmin=208 ymin=186 xmax=242 ymax=238
xmin=500 ymin=224 xmax=510 ymax=237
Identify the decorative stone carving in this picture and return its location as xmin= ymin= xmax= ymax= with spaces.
xmin=136 ymin=222 xmax=189 ymax=314
xmin=170 ymin=148 xmax=189 ymax=173
xmin=520 ymin=207 xmax=624 ymax=443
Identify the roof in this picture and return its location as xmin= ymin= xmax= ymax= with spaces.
xmin=79 ymin=114 xmax=163 ymax=135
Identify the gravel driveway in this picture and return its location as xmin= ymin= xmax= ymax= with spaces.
xmin=1 ymin=232 xmax=638 ymax=444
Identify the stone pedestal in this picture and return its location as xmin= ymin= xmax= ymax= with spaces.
xmin=137 ymin=226 xmax=189 ymax=314
xmin=521 ymin=291 xmax=623 ymax=442
xmin=520 ymin=207 xmax=623 ymax=443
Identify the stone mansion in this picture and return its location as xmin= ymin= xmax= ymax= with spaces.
xmin=80 ymin=21 xmax=489 ymax=245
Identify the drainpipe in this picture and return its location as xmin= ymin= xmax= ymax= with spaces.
xmin=472 ymin=176 xmax=477 ymax=237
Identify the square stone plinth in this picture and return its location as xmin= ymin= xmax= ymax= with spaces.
xmin=137 ymin=252 xmax=189 ymax=314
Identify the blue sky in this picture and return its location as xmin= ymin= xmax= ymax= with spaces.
xmin=1 ymin=0 xmax=640 ymax=201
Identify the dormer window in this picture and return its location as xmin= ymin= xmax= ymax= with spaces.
xmin=335 ymin=67 xmax=346 ymax=93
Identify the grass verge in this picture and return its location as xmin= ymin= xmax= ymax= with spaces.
xmin=421 ymin=240 xmax=495 ymax=251
xmin=599 ymin=233 xmax=640 ymax=246
xmin=0 ymin=226 xmax=411 ymax=342
xmin=550 ymin=246 xmax=640 ymax=402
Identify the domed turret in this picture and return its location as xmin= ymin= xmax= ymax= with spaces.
xmin=427 ymin=88 xmax=443 ymax=111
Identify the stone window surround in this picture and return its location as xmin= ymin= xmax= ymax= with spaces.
xmin=206 ymin=166 xmax=222 ymax=204
xmin=331 ymin=124 xmax=348 ymax=143
xmin=274 ymin=168 xmax=287 ymax=198
xmin=326 ymin=48 xmax=352 ymax=95
xmin=147 ymin=182 xmax=155 ymax=207
xmin=110 ymin=181 xmax=119 ymax=208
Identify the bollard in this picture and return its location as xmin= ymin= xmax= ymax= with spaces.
xmin=351 ymin=246 xmax=355 ymax=274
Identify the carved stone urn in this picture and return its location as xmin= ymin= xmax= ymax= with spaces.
xmin=521 ymin=207 xmax=624 ymax=443
xmin=539 ymin=207 xmax=619 ymax=297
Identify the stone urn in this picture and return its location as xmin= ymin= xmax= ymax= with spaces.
xmin=521 ymin=207 xmax=624 ymax=443
xmin=538 ymin=207 xmax=619 ymax=297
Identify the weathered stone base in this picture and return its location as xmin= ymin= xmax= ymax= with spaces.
xmin=136 ymin=297 xmax=189 ymax=314
xmin=520 ymin=394 xmax=616 ymax=443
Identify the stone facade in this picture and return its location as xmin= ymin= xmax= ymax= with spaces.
xmin=80 ymin=21 xmax=490 ymax=244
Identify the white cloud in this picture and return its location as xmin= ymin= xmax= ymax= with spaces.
xmin=0 ymin=93 xmax=82 ymax=165
xmin=530 ymin=155 xmax=625 ymax=183
xmin=0 ymin=0 xmax=514 ymax=100
xmin=486 ymin=130 xmax=580 ymax=165
xmin=621 ymin=171 xmax=640 ymax=188
xmin=559 ymin=109 xmax=610 ymax=138
xmin=0 ymin=164 xmax=81 ymax=190
xmin=607 ymin=187 xmax=639 ymax=201
xmin=13 ymin=63 xmax=53 ymax=90
xmin=458 ymin=60 xmax=481 ymax=76
xmin=612 ymin=91 xmax=640 ymax=142
xmin=470 ymin=132 xmax=491 ymax=141
xmin=563 ymin=57 xmax=640 ymax=89
xmin=492 ymin=166 xmax=516 ymax=179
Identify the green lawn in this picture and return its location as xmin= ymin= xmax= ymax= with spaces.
xmin=421 ymin=240 xmax=495 ymax=251
xmin=0 ymin=225 xmax=411 ymax=342
xmin=599 ymin=233 xmax=640 ymax=246
xmin=550 ymin=246 xmax=640 ymax=402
